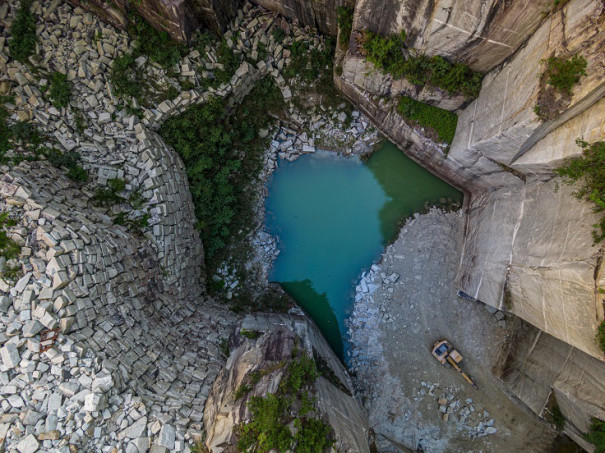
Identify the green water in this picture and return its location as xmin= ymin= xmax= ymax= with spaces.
xmin=265 ymin=141 xmax=462 ymax=357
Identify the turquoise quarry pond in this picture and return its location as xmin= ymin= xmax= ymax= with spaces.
xmin=265 ymin=141 xmax=462 ymax=357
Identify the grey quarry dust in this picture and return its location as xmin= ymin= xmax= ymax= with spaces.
xmin=348 ymin=208 xmax=557 ymax=452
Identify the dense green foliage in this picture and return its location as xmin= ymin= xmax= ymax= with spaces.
xmin=583 ymin=418 xmax=605 ymax=453
xmin=0 ymin=107 xmax=12 ymax=158
xmin=0 ymin=212 xmax=21 ymax=261
xmin=111 ymin=11 xmax=186 ymax=103
xmin=8 ymin=0 xmax=37 ymax=63
xmin=110 ymin=54 xmax=142 ymax=100
xmin=46 ymin=148 xmax=88 ymax=182
xmin=126 ymin=11 xmax=183 ymax=69
xmin=271 ymin=28 xmax=286 ymax=43
xmin=362 ymin=31 xmax=483 ymax=98
xmin=543 ymin=54 xmax=587 ymax=94
xmin=236 ymin=353 xmax=333 ymax=453
xmin=48 ymin=71 xmax=71 ymax=108
xmin=597 ymin=321 xmax=605 ymax=353
xmin=545 ymin=398 xmax=566 ymax=430
xmin=398 ymin=96 xmax=458 ymax=145
xmin=556 ymin=140 xmax=605 ymax=242
xmin=336 ymin=6 xmax=354 ymax=50
xmin=159 ymin=78 xmax=284 ymax=265
xmin=92 ymin=178 xmax=126 ymax=206
xmin=214 ymin=40 xmax=240 ymax=86
xmin=284 ymin=40 xmax=332 ymax=82
xmin=240 ymin=329 xmax=262 ymax=340
xmin=0 ymin=105 xmax=88 ymax=181
xmin=196 ymin=38 xmax=240 ymax=91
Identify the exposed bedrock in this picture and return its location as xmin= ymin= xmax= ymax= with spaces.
xmin=500 ymin=321 xmax=605 ymax=451
xmin=250 ymin=0 xmax=348 ymax=35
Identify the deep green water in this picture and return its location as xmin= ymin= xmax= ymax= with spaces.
xmin=265 ymin=141 xmax=462 ymax=357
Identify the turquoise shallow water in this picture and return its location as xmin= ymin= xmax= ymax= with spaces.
xmin=265 ymin=141 xmax=462 ymax=357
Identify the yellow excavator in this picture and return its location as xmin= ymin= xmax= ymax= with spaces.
xmin=431 ymin=339 xmax=478 ymax=390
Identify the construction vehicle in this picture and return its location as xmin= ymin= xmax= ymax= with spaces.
xmin=431 ymin=339 xmax=478 ymax=390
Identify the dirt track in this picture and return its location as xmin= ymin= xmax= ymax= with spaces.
xmin=347 ymin=209 xmax=558 ymax=452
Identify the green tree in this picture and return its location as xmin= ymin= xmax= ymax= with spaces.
xmin=9 ymin=0 xmax=37 ymax=63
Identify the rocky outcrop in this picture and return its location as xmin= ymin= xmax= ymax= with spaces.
xmin=250 ymin=0 xmax=348 ymax=35
xmin=204 ymin=311 xmax=371 ymax=452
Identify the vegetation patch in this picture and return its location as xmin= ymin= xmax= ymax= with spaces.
xmin=126 ymin=11 xmax=183 ymax=69
xmin=597 ymin=320 xmax=605 ymax=354
xmin=110 ymin=53 xmax=143 ymax=101
xmin=45 ymin=148 xmax=88 ymax=183
xmin=284 ymin=37 xmax=346 ymax=110
xmin=92 ymin=178 xmax=126 ymax=207
xmin=236 ymin=352 xmax=334 ymax=453
xmin=110 ymin=11 xmax=187 ymax=106
xmin=397 ymin=96 xmax=458 ymax=146
xmin=200 ymin=39 xmax=240 ymax=90
xmin=240 ymin=329 xmax=262 ymax=340
xmin=9 ymin=0 xmax=37 ymax=64
xmin=336 ymin=6 xmax=354 ymax=50
xmin=48 ymin=71 xmax=71 ymax=109
xmin=159 ymin=77 xmax=284 ymax=274
xmin=583 ymin=417 xmax=605 ymax=453
xmin=0 ymin=212 xmax=22 ymax=262
xmin=313 ymin=350 xmax=351 ymax=396
xmin=555 ymin=140 xmax=605 ymax=243
xmin=362 ymin=31 xmax=483 ymax=98
xmin=534 ymin=54 xmax=587 ymax=121
xmin=545 ymin=393 xmax=566 ymax=430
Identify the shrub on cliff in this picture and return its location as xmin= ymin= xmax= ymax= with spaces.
xmin=110 ymin=54 xmax=142 ymax=101
xmin=398 ymin=96 xmax=458 ymax=146
xmin=583 ymin=417 xmax=605 ymax=453
xmin=236 ymin=353 xmax=333 ymax=453
xmin=0 ymin=212 xmax=21 ymax=261
xmin=556 ymin=139 xmax=605 ymax=243
xmin=597 ymin=321 xmax=605 ymax=353
xmin=362 ymin=31 xmax=483 ymax=98
xmin=8 ymin=0 xmax=37 ymax=63
xmin=336 ymin=6 xmax=354 ymax=50
xmin=534 ymin=54 xmax=587 ymax=121
xmin=543 ymin=54 xmax=587 ymax=94
xmin=126 ymin=11 xmax=183 ymax=69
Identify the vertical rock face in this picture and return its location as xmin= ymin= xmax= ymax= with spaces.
xmin=65 ymin=0 xmax=242 ymax=42
xmin=351 ymin=0 xmax=557 ymax=72
xmin=250 ymin=0 xmax=348 ymax=35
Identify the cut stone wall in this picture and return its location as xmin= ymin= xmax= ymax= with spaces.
xmin=338 ymin=0 xmax=605 ymax=363
xmin=500 ymin=321 xmax=605 ymax=451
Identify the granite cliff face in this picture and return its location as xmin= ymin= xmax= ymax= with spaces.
xmin=65 ymin=0 xmax=243 ymax=41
